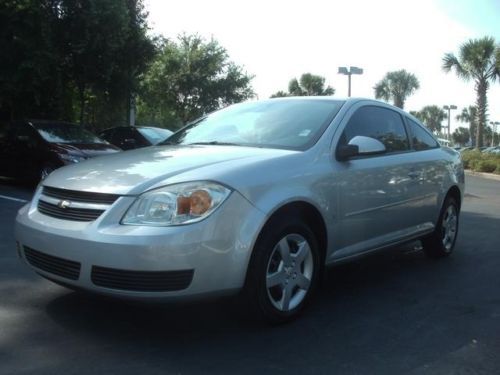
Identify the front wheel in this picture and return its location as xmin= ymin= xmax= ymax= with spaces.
xmin=244 ymin=217 xmax=320 ymax=323
xmin=422 ymin=197 xmax=459 ymax=258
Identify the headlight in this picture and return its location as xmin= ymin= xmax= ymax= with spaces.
xmin=122 ymin=182 xmax=231 ymax=226
xmin=60 ymin=154 xmax=86 ymax=164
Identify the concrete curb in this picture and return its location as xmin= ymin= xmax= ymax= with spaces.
xmin=465 ymin=169 xmax=500 ymax=181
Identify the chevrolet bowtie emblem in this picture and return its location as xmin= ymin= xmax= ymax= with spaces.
xmin=58 ymin=200 xmax=71 ymax=209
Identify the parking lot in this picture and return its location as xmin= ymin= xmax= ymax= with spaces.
xmin=1 ymin=173 xmax=499 ymax=375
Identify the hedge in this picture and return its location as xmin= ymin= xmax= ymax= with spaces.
xmin=461 ymin=150 xmax=500 ymax=174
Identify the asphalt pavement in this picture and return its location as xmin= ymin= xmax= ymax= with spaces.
xmin=0 ymin=174 xmax=499 ymax=374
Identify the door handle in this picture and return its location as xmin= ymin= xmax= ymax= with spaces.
xmin=408 ymin=171 xmax=424 ymax=182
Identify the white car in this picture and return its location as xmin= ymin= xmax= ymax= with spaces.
xmin=15 ymin=98 xmax=464 ymax=322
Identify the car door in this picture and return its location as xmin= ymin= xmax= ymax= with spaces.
xmin=331 ymin=104 xmax=422 ymax=258
xmin=404 ymin=117 xmax=444 ymax=226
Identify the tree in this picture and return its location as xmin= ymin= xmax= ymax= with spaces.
xmin=452 ymin=127 xmax=470 ymax=146
xmin=270 ymin=90 xmax=288 ymax=98
xmin=136 ymin=34 xmax=254 ymax=127
xmin=411 ymin=105 xmax=447 ymax=133
xmin=374 ymin=69 xmax=420 ymax=109
xmin=0 ymin=0 xmax=155 ymax=129
xmin=59 ymin=0 xmax=131 ymax=125
xmin=443 ymin=36 xmax=500 ymax=148
xmin=0 ymin=0 xmax=68 ymax=121
xmin=271 ymin=73 xmax=335 ymax=98
xmin=456 ymin=106 xmax=477 ymax=146
xmin=104 ymin=0 xmax=156 ymax=124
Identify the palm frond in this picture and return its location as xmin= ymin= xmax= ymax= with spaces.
xmin=442 ymin=53 xmax=470 ymax=80
xmin=373 ymin=79 xmax=390 ymax=102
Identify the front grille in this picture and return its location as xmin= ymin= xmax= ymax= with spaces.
xmin=91 ymin=266 xmax=194 ymax=292
xmin=38 ymin=200 xmax=104 ymax=221
xmin=42 ymin=186 xmax=120 ymax=204
xmin=24 ymin=246 xmax=81 ymax=280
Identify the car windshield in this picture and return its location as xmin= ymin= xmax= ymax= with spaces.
xmin=138 ymin=127 xmax=173 ymax=145
xmin=32 ymin=122 xmax=106 ymax=144
xmin=163 ymin=99 xmax=345 ymax=150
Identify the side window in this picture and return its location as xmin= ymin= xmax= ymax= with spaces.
xmin=111 ymin=128 xmax=133 ymax=144
xmin=340 ymin=106 xmax=409 ymax=153
xmin=99 ymin=129 xmax=114 ymax=142
xmin=407 ymin=118 xmax=439 ymax=151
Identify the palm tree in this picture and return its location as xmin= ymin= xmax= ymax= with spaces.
xmin=271 ymin=73 xmax=335 ymax=98
xmin=456 ymin=106 xmax=478 ymax=146
xmin=443 ymin=36 xmax=500 ymax=148
xmin=374 ymin=70 xmax=420 ymax=109
xmin=411 ymin=105 xmax=447 ymax=134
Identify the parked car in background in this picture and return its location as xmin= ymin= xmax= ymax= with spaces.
xmin=15 ymin=98 xmax=464 ymax=322
xmin=0 ymin=120 xmax=120 ymax=182
xmin=482 ymin=146 xmax=500 ymax=154
xmin=99 ymin=126 xmax=173 ymax=150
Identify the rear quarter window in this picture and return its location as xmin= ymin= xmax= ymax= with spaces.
xmin=407 ymin=118 xmax=440 ymax=150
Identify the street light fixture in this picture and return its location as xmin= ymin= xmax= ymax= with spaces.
xmin=443 ymin=105 xmax=457 ymax=141
xmin=490 ymin=121 xmax=500 ymax=146
xmin=338 ymin=66 xmax=363 ymax=97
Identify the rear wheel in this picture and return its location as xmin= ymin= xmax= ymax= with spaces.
xmin=422 ymin=197 xmax=459 ymax=258
xmin=244 ymin=216 xmax=320 ymax=323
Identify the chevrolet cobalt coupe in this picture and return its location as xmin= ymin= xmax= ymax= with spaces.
xmin=15 ymin=98 xmax=464 ymax=322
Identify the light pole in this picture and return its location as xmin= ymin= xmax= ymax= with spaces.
xmin=338 ymin=66 xmax=363 ymax=97
xmin=443 ymin=105 xmax=457 ymax=141
xmin=490 ymin=121 xmax=500 ymax=146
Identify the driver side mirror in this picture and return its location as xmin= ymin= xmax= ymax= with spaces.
xmin=336 ymin=136 xmax=386 ymax=161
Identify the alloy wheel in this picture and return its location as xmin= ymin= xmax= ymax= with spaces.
xmin=265 ymin=233 xmax=314 ymax=312
xmin=441 ymin=204 xmax=458 ymax=251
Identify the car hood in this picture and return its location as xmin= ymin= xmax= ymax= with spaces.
xmin=43 ymin=145 xmax=298 ymax=195
xmin=54 ymin=142 xmax=121 ymax=157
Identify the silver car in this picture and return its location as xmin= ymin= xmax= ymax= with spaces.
xmin=15 ymin=98 xmax=464 ymax=322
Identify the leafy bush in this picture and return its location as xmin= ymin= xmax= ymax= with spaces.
xmin=477 ymin=160 xmax=497 ymax=173
xmin=460 ymin=150 xmax=481 ymax=169
xmin=461 ymin=149 xmax=500 ymax=174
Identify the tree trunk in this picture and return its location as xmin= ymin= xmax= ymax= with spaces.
xmin=475 ymin=79 xmax=488 ymax=148
xmin=394 ymin=96 xmax=404 ymax=109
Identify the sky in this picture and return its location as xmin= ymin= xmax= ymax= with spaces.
xmin=145 ymin=0 xmax=500 ymax=133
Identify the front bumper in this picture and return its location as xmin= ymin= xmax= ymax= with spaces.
xmin=15 ymin=190 xmax=265 ymax=300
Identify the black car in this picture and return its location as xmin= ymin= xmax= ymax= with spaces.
xmin=0 ymin=120 xmax=120 ymax=182
xmin=99 ymin=126 xmax=173 ymax=150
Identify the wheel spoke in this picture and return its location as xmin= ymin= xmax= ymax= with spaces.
xmin=281 ymin=284 xmax=292 ymax=311
xmin=267 ymin=270 xmax=286 ymax=288
xmin=278 ymin=238 xmax=292 ymax=264
xmin=294 ymin=241 xmax=310 ymax=264
xmin=295 ymin=273 xmax=311 ymax=290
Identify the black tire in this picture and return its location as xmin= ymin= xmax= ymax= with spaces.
xmin=422 ymin=197 xmax=459 ymax=258
xmin=243 ymin=215 xmax=320 ymax=323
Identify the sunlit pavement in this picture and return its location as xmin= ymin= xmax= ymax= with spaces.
xmin=1 ymin=175 xmax=499 ymax=374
